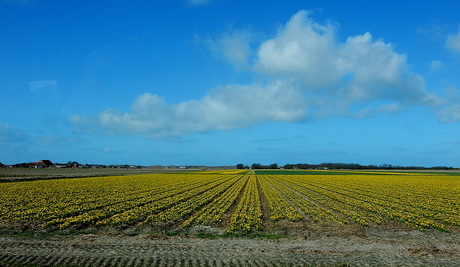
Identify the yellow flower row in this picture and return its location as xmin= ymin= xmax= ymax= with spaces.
xmin=182 ymin=174 xmax=249 ymax=227
xmin=142 ymin=175 xmax=241 ymax=224
xmin=263 ymin=175 xmax=346 ymax=225
xmin=227 ymin=171 xmax=263 ymax=233
xmin=277 ymin=174 xmax=458 ymax=231
xmin=317 ymin=175 xmax=457 ymax=230
xmin=0 ymin=170 xmax=458 ymax=232
xmin=0 ymin=173 xmax=228 ymax=229
xmin=95 ymin=174 xmax=229 ymax=227
xmin=277 ymin=175 xmax=387 ymax=226
xmin=257 ymin=175 xmax=302 ymax=222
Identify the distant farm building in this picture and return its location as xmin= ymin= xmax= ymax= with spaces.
xmin=30 ymin=160 xmax=54 ymax=168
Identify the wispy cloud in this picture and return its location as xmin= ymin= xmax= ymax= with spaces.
xmin=0 ymin=123 xmax=27 ymax=142
xmin=436 ymin=86 xmax=460 ymax=122
xmin=32 ymin=135 xmax=79 ymax=147
xmin=416 ymin=22 xmax=447 ymax=42
xmin=437 ymin=104 xmax=460 ymax=122
xmin=429 ymin=60 xmax=444 ymax=74
xmin=252 ymin=135 xmax=305 ymax=143
xmin=1 ymin=0 xmax=32 ymax=5
xmin=28 ymin=80 xmax=57 ymax=92
xmin=187 ymin=0 xmax=213 ymax=6
xmin=203 ymin=30 xmax=255 ymax=68
xmin=445 ymin=25 xmax=460 ymax=54
xmin=353 ymin=103 xmax=404 ymax=119
xmin=28 ymin=80 xmax=60 ymax=101
xmin=103 ymin=147 xmax=121 ymax=153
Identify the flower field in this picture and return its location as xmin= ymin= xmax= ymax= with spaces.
xmin=0 ymin=169 xmax=459 ymax=233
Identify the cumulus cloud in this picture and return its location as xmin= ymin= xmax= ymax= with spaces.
xmin=70 ymin=80 xmax=307 ymax=138
xmin=70 ymin=10 xmax=447 ymax=139
xmin=256 ymin=11 xmax=340 ymax=89
xmin=255 ymin=10 xmax=440 ymax=107
xmin=445 ymin=26 xmax=460 ymax=53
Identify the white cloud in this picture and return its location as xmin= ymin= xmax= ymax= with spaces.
xmin=255 ymin=10 xmax=440 ymax=107
xmin=437 ymin=87 xmax=460 ymax=122
xmin=446 ymin=26 xmax=460 ymax=53
xmin=256 ymin=11 xmax=340 ymax=89
xmin=204 ymin=30 xmax=254 ymax=68
xmin=70 ymin=80 xmax=307 ymax=138
xmin=71 ymin=10 xmax=450 ymax=139
xmin=437 ymin=104 xmax=460 ymax=122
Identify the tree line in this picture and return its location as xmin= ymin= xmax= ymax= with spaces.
xmin=236 ymin=162 xmax=455 ymax=170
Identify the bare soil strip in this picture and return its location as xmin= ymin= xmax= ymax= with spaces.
xmin=1 ymin=227 xmax=459 ymax=267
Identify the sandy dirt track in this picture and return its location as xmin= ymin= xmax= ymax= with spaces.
xmin=1 ymin=228 xmax=459 ymax=267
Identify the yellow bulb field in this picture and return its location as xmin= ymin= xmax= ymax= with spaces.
xmin=1 ymin=169 xmax=459 ymax=233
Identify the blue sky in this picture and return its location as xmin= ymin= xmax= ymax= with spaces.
xmin=1 ymin=0 xmax=460 ymax=167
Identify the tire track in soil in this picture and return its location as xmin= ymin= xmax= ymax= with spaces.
xmin=2 ymin=233 xmax=460 ymax=267
xmin=3 ymin=254 xmax=455 ymax=267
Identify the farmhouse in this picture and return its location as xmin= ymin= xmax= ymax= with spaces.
xmin=29 ymin=159 xmax=54 ymax=168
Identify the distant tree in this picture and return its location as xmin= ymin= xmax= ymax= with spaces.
xmin=236 ymin=164 xmax=244 ymax=169
xmin=268 ymin=163 xmax=278 ymax=169
xmin=13 ymin=163 xmax=29 ymax=168
xmin=298 ymin=163 xmax=315 ymax=169
xmin=67 ymin=161 xmax=79 ymax=168
xmin=432 ymin=166 xmax=453 ymax=170
xmin=380 ymin=164 xmax=392 ymax=169
xmin=251 ymin=163 xmax=263 ymax=169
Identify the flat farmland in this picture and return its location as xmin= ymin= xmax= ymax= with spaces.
xmin=0 ymin=167 xmax=196 ymax=181
xmin=1 ymin=169 xmax=459 ymax=266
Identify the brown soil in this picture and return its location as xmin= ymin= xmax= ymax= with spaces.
xmin=1 ymin=225 xmax=459 ymax=266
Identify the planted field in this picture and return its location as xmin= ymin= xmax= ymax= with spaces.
xmin=0 ymin=169 xmax=459 ymax=234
